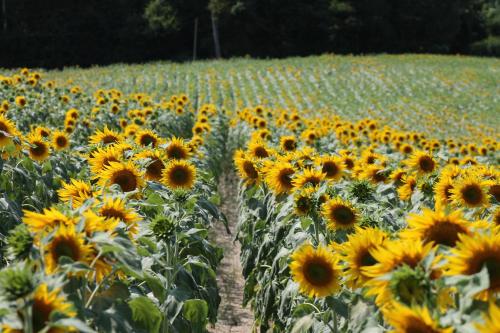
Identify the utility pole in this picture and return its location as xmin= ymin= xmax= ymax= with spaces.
xmin=193 ymin=17 xmax=198 ymax=61
xmin=211 ymin=12 xmax=221 ymax=59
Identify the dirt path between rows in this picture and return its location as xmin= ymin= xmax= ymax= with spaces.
xmin=208 ymin=173 xmax=254 ymax=333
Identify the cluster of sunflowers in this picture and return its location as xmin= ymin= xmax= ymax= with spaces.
xmin=233 ymin=105 xmax=499 ymax=332
xmin=0 ymin=69 xmax=228 ymax=332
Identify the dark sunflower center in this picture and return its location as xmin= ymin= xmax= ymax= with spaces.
xmin=366 ymin=156 xmax=376 ymax=164
xmin=484 ymin=258 xmax=500 ymax=289
xmin=304 ymin=176 xmax=321 ymax=187
xmin=359 ymin=249 xmax=377 ymax=267
xmin=332 ymin=206 xmax=355 ymax=225
xmin=461 ymin=184 xmax=483 ymax=205
xmin=489 ymin=185 xmax=500 ymax=202
xmin=405 ymin=320 xmax=440 ymax=333
xmin=424 ymin=221 xmax=466 ymax=247
xmin=147 ymin=159 xmax=164 ymax=179
xmin=32 ymin=299 xmax=54 ymax=332
xmin=0 ymin=122 xmax=10 ymax=138
xmin=304 ymin=260 xmax=333 ymax=286
xmin=31 ymin=142 xmax=47 ymax=156
xmin=283 ymin=139 xmax=296 ymax=151
xmin=112 ymin=170 xmax=137 ymax=192
xmin=56 ymin=136 xmax=67 ymax=147
xmin=444 ymin=185 xmax=453 ymax=200
xmin=322 ymin=162 xmax=339 ymax=178
xmin=418 ymin=156 xmax=435 ymax=173
xmin=372 ymin=171 xmax=386 ymax=183
xmin=243 ymin=161 xmax=258 ymax=179
xmin=170 ymin=166 xmax=190 ymax=185
xmin=101 ymin=207 xmax=126 ymax=221
xmin=53 ymin=239 xmax=79 ymax=262
xmin=344 ymin=158 xmax=354 ymax=169
xmin=167 ymin=146 xmax=187 ymax=159
xmin=254 ymin=147 xmax=269 ymax=158
xmin=102 ymin=135 xmax=118 ymax=144
xmin=140 ymin=134 xmax=156 ymax=147
xmin=278 ymin=170 xmax=294 ymax=189
xmin=403 ymin=146 xmax=413 ymax=154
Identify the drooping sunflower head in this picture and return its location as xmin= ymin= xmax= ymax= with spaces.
xmin=382 ymin=302 xmax=452 ymax=333
xmin=98 ymin=197 xmax=141 ymax=236
xmin=51 ymin=130 xmax=70 ymax=151
xmin=161 ymin=160 xmax=197 ymax=190
xmin=292 ymin=168 xmax=325 ymax=191
xmin=235 ymin=157 xmax=260 ymax=184
xmin=0 ymin=114 xmax=19 ymax=147
xmin=135 ymin=129 xmax=162 ymax=148
xmin=57 ymin=179 xmax=92 ymax=208
xmin=434 ymin=176 xmax=455 ymax=208
xmin=397 ymin=174 xmax=418 ymax=201
xmin=289 ymin=243 xmax=342 ymax=298
xmin=322 ymin=198 xmax=359 ymax=230
xmin=134 ymin=149 xmax=166 ymax=181
xmin=165 ymin=136 xmax=191 ymax=160
xmin=264 ymin=161 xmax=296 ymax=195
xmin=44 ymin=224 xmax=92 ymax=274
xmin=31 ymin=284 xmax=76 ymax=333
xmin=280 ymin=135 xmax=297 ymax=152
xmin=25 ymin=133 xmax=50 ymax=162
xmin=88 ymin=126 xmax=123 ymax=146
xmin=450 ymin=175 xmax=490 ymax=208
xmin=97 ymin=161 xmax=144 ymax=193
xmin=407 ymin=151 xmax=437 ymax=174
xmin=316 ymin=156 xmax=344 ymax=181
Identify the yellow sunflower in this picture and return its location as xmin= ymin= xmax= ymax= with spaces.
xmin=294 ymin=187 xmax=315 ymax=216
xmin=23 ymin=207 xmax=75 ymax=234
xmin=434 ymin=176 xmax=455 ymax=208
xmin=35 ymin=126 xmax=51 ymax=138
xmin=292 ymin=168 xmax=325 ymax=190
xmin=235 ymin=157 xmax=260 ymax=184
xmin=97 ymin=161 xmax=144 ymax=193
xmin=475 ymin=302 xmax=500 ymax=333
xmin=44 ymin=224 xmax=93 ymax=274
xmin=333 ymin=227 xmax=387 ymax=289
xmin=57 ymin=179 xmax=92 ymax=208
xmin=289 ymin=243 xmax=342 ymax=298
xmin=407 ymin=151 xmax=437 ymax=174
xmin=98 ymin=197 xmax=141 ymax=236
xmin=135 ymin=129 xmax=162 ymax=148
xmin=25 ymin=133 xmax=50 ymax=161
xmin=51 ymin=130 xmax=70 ymax=151
xmin=397 ymin=174 xmax=418 ymax=201
xmin=165 ymin=136 xmax=191 ymax=160
xmin=360 ymin=164 xmax=388 ymax=183
xmin=247 ymin=140 xmax=273 ymax=159
xmin=88 ymin=126 xmax=123 ymax=145
xmin=450 ymin=175 xmax=490 ymax=208
xmin=161 ymin=160 xmax=197 ymax=190
xmin=316 ymin=156 xmax=344 ymax=181
xmin=322 ymin=198 xmax=359 ymax=230
xmin=403 ymin=208 xmax=470 ymax=247
xmin=0 ymin=114 xmax=19 ymax=148
xmin=31 ymin=284 xmax=76 ymax=333
xmin=264 ymin=161 xmax=296 ymax=195
xmin=444 ymin=230 xmax=500 ymax=299
xmin=88 ymin=145 xmax=122 ymax=175
xmin=280 ymin=135 xmax=297 ymax=152
xmin=382 ymin=302 xmax=453 ymax=333
xmin=134 ymin=149 xmax=166 ymax=181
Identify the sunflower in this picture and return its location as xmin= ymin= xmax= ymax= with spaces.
xmin=363 ymin=240 xmax=436 ymax=306
xmin=280 ymin=135 xmax=297 ymax=152
xmin=135 ymin=129 xmax=162 ymax=148
xmin=165 ymin=136 xmax=191 ymax=160
xmin=397 ymin=174 xmax=418 ymax=201
xmin=98 ymin=197 xmax=141 ymax=236
xmin=450 ymin=175 xmax=489 ymax=208
xmin=316 ymin=156 xmax=344 ymax=181
xmin=360 ymin=164 xmax=388 ymax=183
xmin=88 ymin=146 xmax=122 ymax=174
xmin=294 ymin=187 xmax=315 ymax=216
xmin=248 ymin=140 xmax=272 ymax=159
xmin=31 ymin=284 xmax=76 ymax=333
xmin=15 ymin=96 xmax=26 ymax=107
xmin=161 ymin=160 xmax=197 ymax=190
xmin=403 ymin=208 xmax=470 ymax=247
xmin=51 ymin=130 xmax=70 ymax=151
xmin=322 ymin=198 xmax=359 ymax=230
xmin=475 ymin=302 xmax=500 ymax=333
xmin=134 ymin=149 xmax=166 ymax=181
xmin=57 ymin=179 xmax=92 ymax=208
xmin=382 ymin=302 xmax=453 ymax=333
xmin=292 ymin=168 xmax=325 ymax=190
xmin=235 ymin=157 xmax=260 ymax=184
xmin=89 ymin=126 xmax=123 ymax=145
xmin=22 ymin=207 xmax=75 ymax=233
xmin=97 ymin=161 xmax=144 ymax=193
xmin=25 ymin=133 xmax=50 ymax=161
xmin=35 ymin=126 xmax=51 ymax=138
xmin=264 ymin=161 xmax=296 ymax=195
xmin=333 ymin=227 xmax=387 ymax=289
xmin=444 ymin=230 xmax=500 ymax=299
xmin=0 ymin=114 xmax=19 ymax=147
xmin=289 ymin=243 xmax=342 ymax=298
xmin=434 ymin=176 xmax=454 ymax=208
xmin=407 ymin=151 xmax=437 ymax=174
xmin=44 ymin=224 xmax=92 ymax=274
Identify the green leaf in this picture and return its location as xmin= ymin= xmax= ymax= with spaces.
xmin=183 ymin=299 xmax=208 ymax=332
xmin=291 ymin=314 xmax=314 ymax=333
xmin=128 ymin=296 xmax=163 ymax=333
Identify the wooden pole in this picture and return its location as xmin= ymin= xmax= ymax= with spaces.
xmin=193 ymin=17 xmax=198 ymax=61
xmin=211 ymin=12 xmax=221 ymax=59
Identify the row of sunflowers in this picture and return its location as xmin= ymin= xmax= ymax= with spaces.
xmin=0 ymin=70 xmax=231 ymax=332
xmin=232 ymin=105 xmax=499 ymax=332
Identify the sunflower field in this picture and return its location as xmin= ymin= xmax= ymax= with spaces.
xmin=0 ymin=54 xmax=499 ymax=333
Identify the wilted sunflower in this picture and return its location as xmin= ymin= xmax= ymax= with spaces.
xmin=407 ymin=151 xmax=436 ymax=174
xmin=289 ymin=243 xmax=342 ymax=298
xmin=135 ymin=129 xmax=162 ymax=148
xmin=134 ymin=149 xmax=166 ymax=181
xmin=98 ymin=197 xmax=141 ymax=236
xmin=363 ymin=239 xmax=436 ymax=306
xmin=235 ymin=157 xmax=260 ymax=184
xmin=51 ymin=130 xmax=70 ymax=151
xmin=44 ymin=224 xmax=92 ymax=274
xmin=292 ymin=168 xmax=325 ymax=190
xmin=397 ymin=174 xmax=418 ymax=201
xmin=88 ymin=146 xmax=122 ymax=175
xmin=264 ymin=161 xmax=296 ymax=195
xmin=23 ymin=207 xmax=75 ymax=234
xmin=25 ymin=133 xmax=50 ymax=161
xmin=0 ymin=114 xmax=19 ymax=148
xmin=97 ymin=161 xmax=144 ymax=193
xmin=333 ymin=227 xmax=387 ymax=289
xmin=280 ymin=135 xmax=297 ymax=152
xmin=450 ymin=175 xmax=489 ymax=208
xmin=322 ymin=198 xmax=359 ymax=230
xmin=57 ymin=179 xmax=92 ymax=208
xmin=403 ymin=208 xmax=470 ymax=247
xmin=165 ymin=136 xmax=191 ymax=160
xmin=444 ymin=230 xmax=500 ymax=299
xmin=31 ymin=284 xmax=76 ymax=333
xmin=89 ymin=126 xmax=123 ymax=145
xmin=475 ymin=302 xmax=500 ymax=333
xmin=316 ymin=156 xmax=344 ymax=181
xmin=161 ymin=160 xmax=197 ymax=190
xmin=382 ymin=302 xmax=453 ymax=333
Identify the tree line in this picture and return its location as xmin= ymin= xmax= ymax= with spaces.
xmin=0 ymin=0 xmax=498 ymax=68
